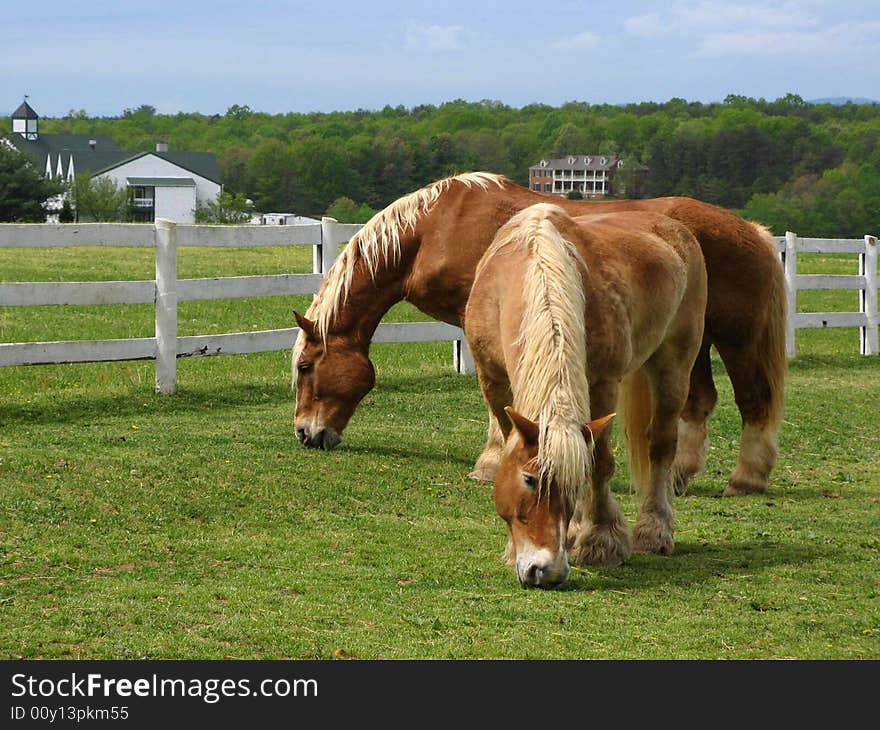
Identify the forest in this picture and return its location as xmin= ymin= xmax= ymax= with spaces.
xmin=6 ymin=94 xmax=880 ymax=236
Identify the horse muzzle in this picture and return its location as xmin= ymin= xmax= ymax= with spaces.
xmin=516 ymin=552 xmax=570 ymax=589
xmin=296 ymin=425 xmax=342 ymax=450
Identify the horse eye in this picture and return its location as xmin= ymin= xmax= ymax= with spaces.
xmin=297 ymin=361 xmax=313 ymax=373
xmin=523 ymin=473 xmax=538 ymax=490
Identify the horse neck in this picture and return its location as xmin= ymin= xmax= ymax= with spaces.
xmin=318 ymin=233 xmax=415 ymax=347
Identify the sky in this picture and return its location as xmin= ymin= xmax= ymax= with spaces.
xmin=3 ymin=0 xmax=879 ymax=117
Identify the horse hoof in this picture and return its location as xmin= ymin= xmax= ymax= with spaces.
xmin=633 ymin=523 xmax=675 ymax=555
xmin=570 ymin=523 xmax=631 ymax=566
xmin=724 ymin=479 xmax=768 ymax=496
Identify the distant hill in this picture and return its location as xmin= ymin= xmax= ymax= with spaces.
xmin=809 ymin=97 xmax=878 ymax=106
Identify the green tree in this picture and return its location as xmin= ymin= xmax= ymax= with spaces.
xmin=59 ymin=197 xmax=75 ymax=223
xmin=247 ymin=139 xmax=298 ymax=212
xmin=552 ymin=123 xmax=591 ymax=157
xmin=0 ymin=143 xmax=64 ymax=221
xmin=195 ymin=191 xmax=254 ymax=224
xmin=219 ymin=145 xmax=253 ymax=195
xmin=325 ymin=196 xmax=376 ymax=223
xmin=71 ymin=173 xmax=132 ymax=222
xmin=31 ymin=95 xmax=880 ymax=225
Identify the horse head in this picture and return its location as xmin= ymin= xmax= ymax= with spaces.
xmin=292 ymin=310 xmax=375 ymax=450
xmin=495 ymin=407 xmax=615 ymax=589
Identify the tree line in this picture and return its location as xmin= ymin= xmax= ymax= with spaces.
xmin=3 ymin=94 xmax=879 ymax=235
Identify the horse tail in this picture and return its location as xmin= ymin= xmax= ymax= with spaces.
xmin=750 ymin=222 xmax=788 ymax=432
xmin=618 ymin=367 xmax=653 ymax=496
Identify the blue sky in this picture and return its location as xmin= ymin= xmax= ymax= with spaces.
xmin=3 ymin=0 xmax=879 ymax=117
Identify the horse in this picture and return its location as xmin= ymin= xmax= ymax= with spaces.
xmin=464 ymin=204 xmax=707 ymax=587
xmin=292 ymin=172 xmax=786 ymax=496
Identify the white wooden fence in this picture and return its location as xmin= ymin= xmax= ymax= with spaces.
xmin=0 ymin=219 xmax=475 ymax=393
xmin=1 ymin=223 xmax=876 ymax=392
xmin=777 ymin=232 xmax=878 ymax=358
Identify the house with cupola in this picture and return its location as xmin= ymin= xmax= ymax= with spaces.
xmin=5 ymin=99 xmax=222 ymax=223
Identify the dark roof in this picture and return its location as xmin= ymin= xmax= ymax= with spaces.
xmin=127 ymin=177 xmax=195 ymax=187
xmin=154 ymin=150 xmax=220 ymax=184
xmin=530 ymin=154 xmax=648 ymax=173
xmin=12 ymin=100 xmax=38 ymax=119
xmin=94 ymin=149 xmax=220 ymax=183
xmin=6 ymin=133 xmax=132 ymax=175
xmin=531 ymin=154 xmax=621 ymax=171
xmin=8 ymin=133 xmax=221 ymax=183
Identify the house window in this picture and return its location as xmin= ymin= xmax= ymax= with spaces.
xmin=544 ymin=184 xmax=552 ymax=192
xmin=533 ymin=184 xmax=541 ymax=191
xmin=130 ymin=185 xmax=155 ymax=222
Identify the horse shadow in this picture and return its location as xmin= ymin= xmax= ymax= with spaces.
xmin=557 ymin=539 xmax=820 ymax=593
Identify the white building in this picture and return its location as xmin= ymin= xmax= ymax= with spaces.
xmin=254 ymin=213 xmax=321 ymax=226
xmin=6 ymin=99 xmax=222 ymax=223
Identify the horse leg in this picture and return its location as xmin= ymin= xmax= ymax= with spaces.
xmin=632 ymin=360 xmax=690 ymax=555
xmin=673 ymin=337 xmax=717 ymax=495
xmin=569 ymin=382 xmax=632 ymax=567
xmin=470 ymin=412 xmax=506 ymax=482
xmin=469 ymin=365 xmax=512 ymax=483
xmin=714 ymin=341 xmax=781 ymax=496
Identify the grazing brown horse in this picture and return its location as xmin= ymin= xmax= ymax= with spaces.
xmin=465 ymin=204 xmax=707 ymax=587
xmin=292 ymin=172 xmax=786 ymax=496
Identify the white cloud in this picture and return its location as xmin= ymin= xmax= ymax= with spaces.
xmin=552 ymin=32 xmax=600 ymax=51
xmin=404 ymin=22 xmax=470 ymax=52
xmin=624 ymin=13 xmax=662 ymax=38
xmin=673 ymin=2 xmax=818 ymax=31
xmin=625 ymin=1 xmax=820 ymax=39
xmin=695 ymin=21 xmax=880 ymax=58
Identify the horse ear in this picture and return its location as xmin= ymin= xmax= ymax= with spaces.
xmin=582 ymin=412 xmax=616 ymax=443
xmin=504 ymin=406 xmax=539 ymax=447
xmin=293 ymin=310 xmax=319 ymax=341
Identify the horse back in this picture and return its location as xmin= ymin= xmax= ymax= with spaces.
xmin=560 ymin=211 xmax=707 ymax=375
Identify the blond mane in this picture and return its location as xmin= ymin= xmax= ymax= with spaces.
xmin=485 ymin=204 xmax=593 ymax=506
xmin=292 ymin=172 xmax=507 ymax=372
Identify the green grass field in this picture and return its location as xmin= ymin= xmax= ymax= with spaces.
xmin=1 ymin=244 xmax=878 ymax=659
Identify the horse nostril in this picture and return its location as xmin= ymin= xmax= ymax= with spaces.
xmin=296 ymin=428 xmax=306 ymax=442
xmin=525 ymin=564 xmax=540 ymax=585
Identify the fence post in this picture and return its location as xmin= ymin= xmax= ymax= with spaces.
xmin=784 ymin=231 xmax=798 ymax=358
xmin=453 ymin=337 xmax=475 ymax=375
xmin=312 ymin=228 xmax=323 ymax=279
xmin=320 ymin=217 xmax=339 ymax=275
xmin=155 ymin=218 xmax=178 ymax=394
xmin=861 ymin=235 xmax=878 ymax=356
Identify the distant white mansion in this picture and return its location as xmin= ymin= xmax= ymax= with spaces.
xmin=6 ymin=100 xmax=222 ymax=223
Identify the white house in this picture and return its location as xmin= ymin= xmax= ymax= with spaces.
xmin=6 ymin=99 xmax=222 ymax=223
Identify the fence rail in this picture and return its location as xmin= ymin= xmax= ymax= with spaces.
xmin=1 ymin=223 xmax=875 ymax=392
xmin=776 ymin=232 xmax=878 ymax=357
xmin=0 ymin=219 xmax=474 ymax=392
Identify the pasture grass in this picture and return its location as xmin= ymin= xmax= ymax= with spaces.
xmin=0 ymin=245 xmax=878 ymax=659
